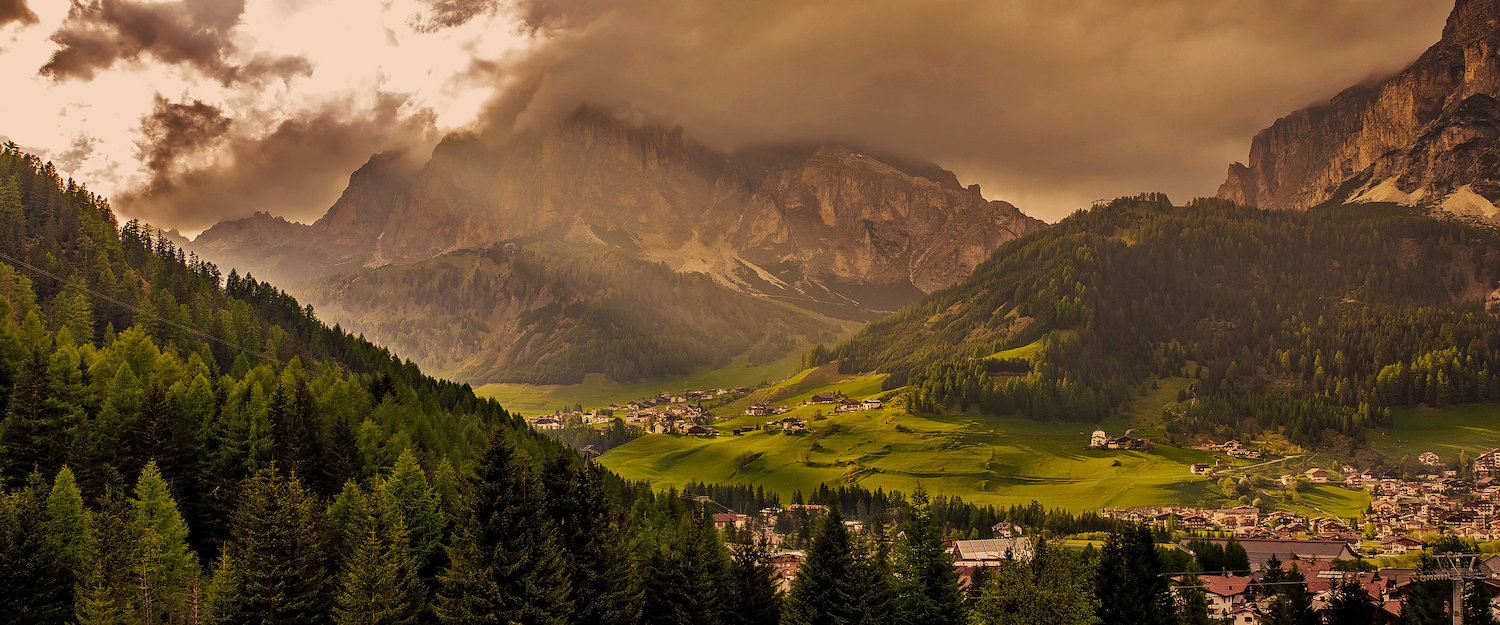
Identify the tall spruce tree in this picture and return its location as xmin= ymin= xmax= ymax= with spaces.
xmin=0 ymin=347 xmax=65 ymax=483
xmin=1464 ymin=579 xmax=1497 ymax=625
xmin=382 ymin=448 xmax=446 ymax=576
xmin=331 ymin=486 xmax=425 ymax=625
xmin=895 ymin=487 xmax=965 ymax=625
xmin=45 ymin=466 xmax=96 ymax=607
xmin=1094 ymin=527 xmax=1173 ymax=625
xmin=1262 ymin=565 xmax=1317 ymax=625
xmin=784 ymin=506 xmax=861 ymax=625
xmin=214 ymin=465 xmax=331 ymax=625
xmin=0 ymin=474 xmax=72 ymax=624
xmin=434 ymin=434 xmax=571 ymax=625
xmin=1175 ymin=575 xmax=1214 ymax=625
xmin=541 ymin=457 xmax=640 ymax=625
xmin=78 ymin=486 xmax=137 ymax=625
xmin=1324 ymin=576 xmax=1380 ymax=625
xmin=724 ymin=537 xmax=782 ymax=625
xmin=128 ymin=461 xmax=198 ymax=625
xmin=854 ymin=517 xmax=894 ymax=625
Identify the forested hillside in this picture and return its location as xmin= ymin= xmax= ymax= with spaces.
xmin=301 ymin=242 xmax=839 ymax=384
xmin=0 ymin=141 xmax=751 ymax=625
xmin=822 ymin=195 xmax=1500 ymax=447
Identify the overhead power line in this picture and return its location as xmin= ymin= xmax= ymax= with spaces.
xmin=0 ymin=249 xmax=281 ymax=364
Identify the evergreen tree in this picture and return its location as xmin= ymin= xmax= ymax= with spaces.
xmin=1 ymin=347 xmax=65 ymax=483
xmin=784 ymin=506 xmax=861 ymax=625
xmin=45 ymin=466 xmax=96 ymax=606
xmin=1174 ymin=575 xmax=1213 ymax=625
xmin=434 ymin=434 xmax=571 ymax=625
xmin=1325 ymin=577 xmax=1380 ymax=625
xmin=969 ymin=539 xmax=1098 ymax=625
xmin=332 ymin=487 xmax=425 ymax=625
xmin=381 ymin=448 xmax=446 ymax=575
xmin=128 ymin=461 xmax=198 ymax=625
xmin=895 ymin=487 xmax=965 ymax=625
xmin=79 ymin=486 xmax=137 ymax=625
xmin=0 ymin=474 xmax=72 ymax=624
xmin=214 ymin=465 xmax=331 ymax=625
xmin=1464 ymin=579 xmax=1496 ymax=625
xmin=1094 ymin=527 xmax=1173 ymax=625
xmin=268 ymin=377 xmax=322 ymax=483
xmin=724 ymin=537 xmax=782 ymax=625
xmin=854 ymin=516 xmax=895 ymax=625
xmin=541 ymin=458 xmax=640 ymax=625
xmin=1262 ymin=565 xmax=1317 ymax=625
xmin=321 ymin=413 xmax=361 ymax=497
xmin=1223 ymin=539 xmax=1250 ymax=573
xmin=1399 ymin=563 xmax=1447 ymax=625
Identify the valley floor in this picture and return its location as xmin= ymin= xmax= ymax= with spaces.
xmin=489 ymin=360 xmax=1500 ymax=519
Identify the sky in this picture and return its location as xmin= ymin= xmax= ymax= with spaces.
xmin=0 ymin=0 xmax=1457 ymax=232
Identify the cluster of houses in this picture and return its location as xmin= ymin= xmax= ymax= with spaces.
xmin=1197 ymin=439 xmax=1264 ymax=460
xmin=1172 ymin=539 xmax=1500 ymax=624
xmin=1088 ymin=429 xmax=1152 ymax=451
xmin=525 ymin=387 xmax=741 ymax=436
xmin=1115 ymin=449 xmax=1500 ymax=554
xmin=802 ymin=392 xmax=884 ymax=413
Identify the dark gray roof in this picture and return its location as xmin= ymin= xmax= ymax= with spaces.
xmin=1190 ymin=538 xmax=1358 ymax=569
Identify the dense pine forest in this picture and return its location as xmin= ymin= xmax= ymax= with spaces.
xmin=820 ymin=195 xmax=1500 ymax=447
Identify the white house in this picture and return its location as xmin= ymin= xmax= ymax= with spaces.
xmin=1090 ymin=430 xmax=1108 ymax=448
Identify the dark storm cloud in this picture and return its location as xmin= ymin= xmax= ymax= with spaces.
xmin=118 ymin=94 xmax=437 ymax=233
xmin=409 ymin=0 xmax=498 ymax=32
xmin=41 ymin=0 xmax=310 ymax=85
xmin=0 ymin=0 xmax=37 ymax=28
xmin=489 ymin=0 xmax=1456 ymax=219
xmin=138 ymin=96 xmax=232 ymax=181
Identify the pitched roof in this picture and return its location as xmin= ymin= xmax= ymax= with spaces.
xmin=952 ymin=538 xmax=1032 ymax=561
xmin=1198 ymin=575 xmax=1251 ymax=597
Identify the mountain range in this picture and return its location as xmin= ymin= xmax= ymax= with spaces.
xmin=190 ymin=108 xmax=1044 ymax=384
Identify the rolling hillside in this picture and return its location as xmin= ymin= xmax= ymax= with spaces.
xmin=817 ymin=195 xmax=1500 ymax=451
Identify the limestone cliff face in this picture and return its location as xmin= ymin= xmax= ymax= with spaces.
xmin=196 ymin=108 xmax=1044 ymax=314
xmin=1218 ymin=0 xmax=1500 ymax=216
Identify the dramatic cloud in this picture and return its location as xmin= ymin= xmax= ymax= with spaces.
xmin=0 ymin=0 xmax=1462 ymax=230
xmin=409 ymin=0 xmax=497 ymax=32
xmin=137 ymin=96 xmax=231 ymax=183
xmin=116 ymin=94 xmax=438 ymax=232
xmin=41 ymin=0 xmax=309 ymax=84
xmin=0 ymin=0 xmax=37 ymax=28
xmin=489 ymin=0 xmax=1455 ymax=219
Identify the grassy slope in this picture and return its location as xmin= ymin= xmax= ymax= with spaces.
xmin=600 ymin=368 xmax=1239 ymax=510
xmin=1368 ymin=404 xmax=1500 ymax=462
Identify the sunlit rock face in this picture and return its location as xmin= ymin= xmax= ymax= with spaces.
xmin=1219 ymin=0 xmax=1500 ymax=219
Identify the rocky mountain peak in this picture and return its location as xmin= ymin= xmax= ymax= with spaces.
xmin=193 ymin=107 xmax=1044 ymax=316
xmin=1447 ymin=0 xmax=1500 ymax=40
xmin=1218 ymin=0 xmax=1500 ymax=217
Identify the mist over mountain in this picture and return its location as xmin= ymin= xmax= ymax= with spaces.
xmin=191 ymin=108 xmax=1042 ymax=384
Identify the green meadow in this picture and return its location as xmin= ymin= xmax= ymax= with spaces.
xmin=599 ymin=366 xmax=1229 ymax=511
xmin=1369 ymin=404 xmax=1500 ymax=462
